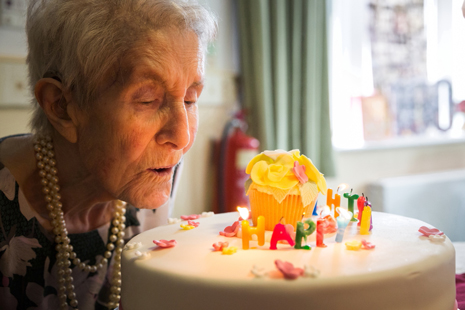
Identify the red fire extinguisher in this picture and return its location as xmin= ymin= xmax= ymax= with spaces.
xmin=215 ymin=111 xmax=259 ymax=213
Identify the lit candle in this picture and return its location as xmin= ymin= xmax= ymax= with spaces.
xmin=294 ymin=219 xmax=316 ymax=250
xmin=343 ymin=189 xmax=359 ymax=222
xmin=270 ymin=220 xmax=295 ymax=250
xmin=326 ymin=188 xmax=341 ymax=218
xmin=238 ymin=207 xmax=265 ymax=250
xmin=360 ymin=206 xmax=371 ymax=235
xmin=335 ymin=207 xmax=352 ymax=243
xmin=241 ymin=216 xmax=265 ymax=250
xmin=316 ymin=218 xmax=327 ymax=248
xmin=357 ymin=194 xmax=366 ymax=226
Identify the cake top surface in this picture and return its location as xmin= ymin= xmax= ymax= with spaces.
xmin=122 ymin=211 xmax=454 ymax=282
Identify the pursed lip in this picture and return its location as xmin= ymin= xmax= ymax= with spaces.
xmin=147 ymin=165 xmax=175 ymax=177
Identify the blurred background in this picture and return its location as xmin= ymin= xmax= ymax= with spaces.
xmin=1 ymin=0 xmax=464 ymax=240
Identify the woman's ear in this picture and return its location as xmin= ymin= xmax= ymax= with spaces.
xmin=34 ymin=78 xmax=79 ymax=143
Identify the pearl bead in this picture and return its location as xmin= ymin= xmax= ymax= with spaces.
xmin=107 ymin=243 xmax=115 ymax=251
xmin=37 ymin=161 xmax=45 ymax=169
xmin=73 ymin=258 xmax=80 ymax=266
xmin=39 ymin=170 xmax=46 ymax=178
xmin=69 ymin=299 xmax=78 ymax=307
xmin=111 ymin=227 xmax=119 ymax=234
xmin=79 ymin=262 xmax=86 ymax=270
xmin=117 ymin=231 xmax=125 ymax=238
xmin=109 ymin=234 xmax=117 ymax=242
xmin=101 ymin=258 xmax=108 ymax=265
xmin=104 ymin=251 xmax=112 ymax=259
xmin=85 ymin=265 xmax=91 ymax=273
xmin=90 ymin=265 xmax=97 ymax=273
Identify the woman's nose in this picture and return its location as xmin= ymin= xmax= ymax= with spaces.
xmin=156 ymin=101 xmax=191 ymax=150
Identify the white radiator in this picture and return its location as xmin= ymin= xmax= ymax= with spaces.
xmin=366 ymin=169 xmax=465 ymax=242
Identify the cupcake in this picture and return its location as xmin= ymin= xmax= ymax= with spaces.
xmin=245 ymin=149 xmax=327 ymax=231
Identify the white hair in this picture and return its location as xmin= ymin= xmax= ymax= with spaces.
xmin=26 ymin=0 xmax=217 ymax=134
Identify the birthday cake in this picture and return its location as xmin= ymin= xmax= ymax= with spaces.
xmin=121 ymin=211 xmax=456 ymax=310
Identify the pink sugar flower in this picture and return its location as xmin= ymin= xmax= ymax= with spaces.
xmin=418 ymin=226 xmax=444 ymax=237
xmin=275 ymin=260 xmax=304 ymax=280
xmin=187 ymin=220 xmax=200 ymax=227
xmin=293 ymin=161 xmax=308 ymax=184
xmin=212 ymin=242 xmax=229 ymax=251
xmin=153 ymin=239 xmax=177 ymax=248
xmin=219 ymin=221 xmax=240 ymax=237
xmin=361 ymin=239 xmax=375 ymax=250
xmin=181 ymin=214 xmax=200 ymax=220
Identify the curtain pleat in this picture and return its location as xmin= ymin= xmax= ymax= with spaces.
xmin=237 ymin=0 xmax=335 ymax=177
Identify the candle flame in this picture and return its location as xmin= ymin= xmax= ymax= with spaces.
xmin=337 ymin=183 xmax=348 ymax=193
xmin=237 ymin=207 xmax=249 ymax=220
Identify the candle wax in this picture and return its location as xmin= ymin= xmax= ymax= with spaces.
xmin=343 ymin=192 xmax=359 ymax=221
xmin=327 ymin=188 xmax=341 ymax=218
xmin=294 ymin=220 xmax=316 ymax=250
xmin=270 ymin=223 xmax=295 ymax=250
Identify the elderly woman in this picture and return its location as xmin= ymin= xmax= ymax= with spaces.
xmin=0 ymin=0 xmax=216 ymax=309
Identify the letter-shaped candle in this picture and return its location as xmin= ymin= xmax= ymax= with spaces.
xmin=343 ymin=190 xmax=359 ymax=222
xmin=335 ymin=207 xmax=353 ymax=243
xmin=316 ymin=219 xmax=327 ymax=248
xmin=357 ymin=195 xmax=366 ymax=226
xmin=365 ymin=199 xmax=373 ymax=231
xmin=241 ymin=215 xmax=265 ymax=250
xmin=327 ymin=188 xmax=341 ymax=218
xmin=294 ymin=220 xmax=316 ymax=250
xmin=360 ymin=206 xmax=372 ymax=235
xmin=270 ymin=223 xmax=295 ymax=250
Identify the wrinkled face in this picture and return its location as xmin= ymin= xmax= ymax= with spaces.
xmin=75 ymin=29 xmax=203 ymax=208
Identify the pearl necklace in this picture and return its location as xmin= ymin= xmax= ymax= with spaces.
xmin=34 ymin=135 xmax=125 ymax=310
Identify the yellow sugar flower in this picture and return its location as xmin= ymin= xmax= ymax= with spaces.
xmin=246 ymin=150 xmax=327 ymax=193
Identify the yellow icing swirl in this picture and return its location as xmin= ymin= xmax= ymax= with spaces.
xmin=246 ymin=149 xmax=327 ymax=193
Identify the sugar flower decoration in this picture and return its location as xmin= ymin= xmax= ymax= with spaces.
xmin=219 ymin=221 xmax=240 ymax=237
xmin=293 ymin=161 xmax=308 ymax=184
xmin=212 ymin=242 xmax=229 ymax=251
xmin=153 ymin=239 xmax=177 ymax=248
xmin=181 ymin=214 xmax=200 ymax=220
xmin=275 ymin=260 xmax=304 ymax=280
xmin=251 ymin=265 xmax=268 ymax=278
xmin=418 ymin=226 xmax=444 ymax=237
xmin=187 ymin=220 xmax=200 ymax=227
xmin=134 ymin=251 xmax=151 ymax=260
xmin=361 ymin=239 xmax=375 ymax=250
xmin=124 ymin=242 xmax=142 ymax=251
xmin=201 ymin=211 xmax=214 ymax=217
xmin=303 ymin=265 xmax=320 ymax=278
xmin=222 ymin=246 xmax=237 ymax=255
xmin=168 ymin=218 xmax=182 ymax=224
xmin=345 ymin=240 xmax=362 ymax=251
xmin=180 ymin=224 xmax=195 ymax=230
xmin=429 ymin=234 xmax=446 ymax=243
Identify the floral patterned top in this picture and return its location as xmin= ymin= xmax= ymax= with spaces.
xmin=0 ymin=135 xmax=179 ymax=309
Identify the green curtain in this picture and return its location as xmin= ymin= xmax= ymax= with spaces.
xmin=237 ymin=0 xmax=335 ymax=177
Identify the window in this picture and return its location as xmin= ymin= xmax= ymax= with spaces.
xmin=329 ymin=0 xmax=465 ymax=150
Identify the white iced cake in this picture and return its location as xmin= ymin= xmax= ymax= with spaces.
xmin=121 ymin=211 xmax=456 ymax=310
